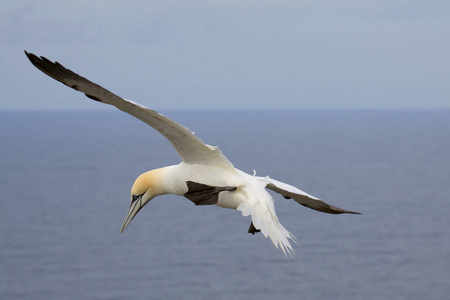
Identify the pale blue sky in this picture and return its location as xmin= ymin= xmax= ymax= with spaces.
xmin=2 ymin=0 xmax=449 ymax=110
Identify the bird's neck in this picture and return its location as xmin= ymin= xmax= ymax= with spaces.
xmin=144 ymin=165 xmax=178 ymax=196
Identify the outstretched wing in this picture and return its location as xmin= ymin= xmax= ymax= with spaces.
xmin=25 ymin=51 xmax=235 ymax=170
xmin=260 ymin=176 xmax=360 ymax=214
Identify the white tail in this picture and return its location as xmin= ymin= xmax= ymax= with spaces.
xmin=236 ymin=173 xmax=296 ymax=256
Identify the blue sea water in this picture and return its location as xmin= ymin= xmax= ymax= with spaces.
xmin=1 ymin=110 xmax=449 ymax=300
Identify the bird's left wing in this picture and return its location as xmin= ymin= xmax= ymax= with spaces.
xmin=259 ymin=176 xmax=360 ymax=214
xmin=25 ymin=51 xmax=235 ymax=170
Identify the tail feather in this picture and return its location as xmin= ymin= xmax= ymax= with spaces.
xmin=237 ymin=175 xmax=295 ymax=256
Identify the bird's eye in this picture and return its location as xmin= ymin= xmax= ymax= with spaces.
xmin=132 ymin=194 xmax=139 ymax=202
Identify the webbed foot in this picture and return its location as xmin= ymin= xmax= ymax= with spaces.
xmin=248 ymin=222 xmax=261 ymax=235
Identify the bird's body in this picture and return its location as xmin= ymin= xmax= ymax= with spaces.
xmin=25 ymin=51 xmax=360 ymax=256
xmin=161 ymin=164 xmax=243 ymax=209
xmin=129 ymin=162 xmax=296 ymax=254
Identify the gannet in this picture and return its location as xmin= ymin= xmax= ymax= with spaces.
xmin=25 ymin=51 xmax=360 ymax=256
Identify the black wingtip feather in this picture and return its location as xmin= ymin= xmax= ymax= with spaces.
xmin=85 ymin=94 xmax=103 ymax=102
xmin=24 ymin=51 xmax=87 ymax=91
xmin=24 ymin=50 xmax=37 ymax=64
xmin=24 ymin=51 xmax=115 ymax=106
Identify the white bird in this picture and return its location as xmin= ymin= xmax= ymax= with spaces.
xmin=25 ymin=51 xmax=360 ymax=256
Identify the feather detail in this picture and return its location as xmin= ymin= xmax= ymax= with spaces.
xmin=237 ymin=173 xmax=295 ymax=257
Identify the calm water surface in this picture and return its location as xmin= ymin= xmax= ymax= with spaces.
xmin=1 ymin=110 xmax=449 ymax=299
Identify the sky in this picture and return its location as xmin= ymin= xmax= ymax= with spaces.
xmin=1 ymin=0 xmax=449 ymax=110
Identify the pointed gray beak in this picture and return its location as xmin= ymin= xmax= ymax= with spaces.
xmin=121 ymin=195 xmax=144 ymax=233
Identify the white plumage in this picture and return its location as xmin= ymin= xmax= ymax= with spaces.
xmin=25 ymin=51 xmax=360 ymax=256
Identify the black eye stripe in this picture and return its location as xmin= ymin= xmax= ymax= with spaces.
xmin=131 ymin=193 xmax=144 ymax=203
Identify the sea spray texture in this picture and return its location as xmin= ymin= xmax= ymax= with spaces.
xmin=1 ymin=110 xmax=449 ymax=299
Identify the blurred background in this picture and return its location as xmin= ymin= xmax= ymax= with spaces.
xmin=1 ymin=1 xmax=450 ymax=299
xmin=2 ymin=0 xmax=450 ymax=111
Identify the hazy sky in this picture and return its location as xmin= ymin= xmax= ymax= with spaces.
xmin=2 ymin=0 xmax=449 ymax=110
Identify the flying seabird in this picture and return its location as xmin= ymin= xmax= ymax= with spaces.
xmin=25 ymin=51 xmax=360 ymax=256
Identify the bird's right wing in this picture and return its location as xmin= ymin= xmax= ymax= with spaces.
xmin=259 ymin=176 xmax=360 ymax=214
xmin=25 ymin=51 xmax=235 ymax=170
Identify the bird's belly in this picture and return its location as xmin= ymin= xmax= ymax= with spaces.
xmin=215 ymin=189 xmax=246 ymax=210
xmin=164 ymin=163 xmax=247 ymax=209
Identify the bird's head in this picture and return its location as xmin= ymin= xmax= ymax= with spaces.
xmin=120 ymin=169 xmax=165 ymax=233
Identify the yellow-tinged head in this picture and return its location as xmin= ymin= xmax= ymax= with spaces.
xmin=120 ymin=168 xmax=166 ymax=233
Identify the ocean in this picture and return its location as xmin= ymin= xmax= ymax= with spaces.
xmin=1 ymin=110 xmax=449 ymax=299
